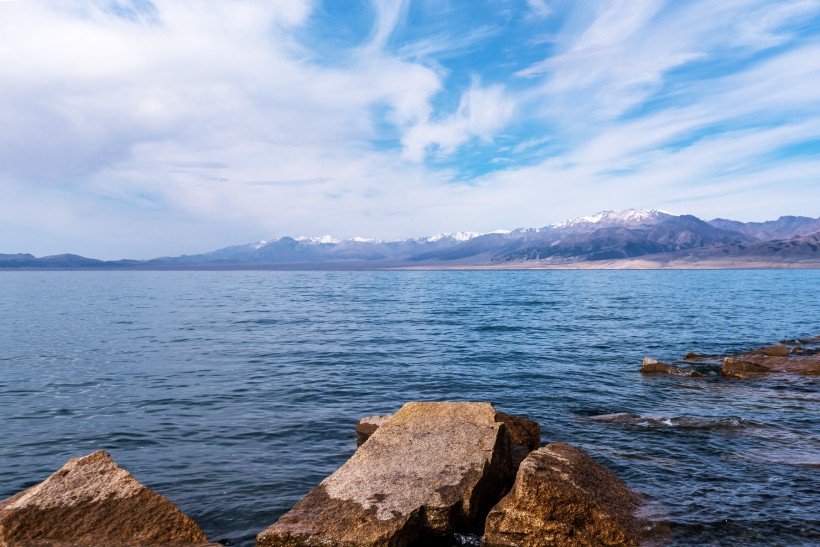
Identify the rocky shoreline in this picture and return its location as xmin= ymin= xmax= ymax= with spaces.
xmin=640 ymin=335 xmax=820 ymax=378
xmin=3 ymin=336 xmax=817 ymax=546
xmin=2 ymin=403 xmax=644 ymax=547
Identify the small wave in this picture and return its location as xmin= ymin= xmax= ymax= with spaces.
xmin=474 ymin=325 xmax=524 ymax=332
xmin=588 ymin=413 xmax=746 ymax=430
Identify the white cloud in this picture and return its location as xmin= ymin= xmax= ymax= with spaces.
xmin=526 ymin=0 xmax=552 ymax=19
xmin=402 ymin=80 xmax=515 ymax=160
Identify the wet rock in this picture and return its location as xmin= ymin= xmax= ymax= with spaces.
xmin=723 ymin=355 xmax=820 ymax=378
xmin=737 ymin=345 xmax=791 ymax=357
xmin=483 ymin=442 xmax=642 ymax=547
xmin=589 ymin=413 xmax=745 ymax=430
xmin=0 ymin=450 xmax=212 ymax=546
xmin=683 ymin=352 xmax=713 ymax=360
xmin=355 ymin=415 xmax=392 ymax=445
xmin=640 ymin=357 xmax=701 ymax=377
xmin=258 ymin=402 xmax=514 ymax=546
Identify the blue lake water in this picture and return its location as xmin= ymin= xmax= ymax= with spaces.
xmin=0 ymin=270 xmax=818 ymax=546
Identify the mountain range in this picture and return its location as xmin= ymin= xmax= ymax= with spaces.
xmin=2 ymin=210 xmax=819 ymax=269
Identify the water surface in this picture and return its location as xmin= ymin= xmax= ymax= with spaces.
xmin=1 ymin=270 xmax=818 ymax=545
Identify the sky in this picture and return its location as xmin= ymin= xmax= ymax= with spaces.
xmin=1 ymin=0 xmax=819 ymax=259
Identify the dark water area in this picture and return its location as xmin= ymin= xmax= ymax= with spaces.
xmin=1 ymin=270 xmax=818 ymax=546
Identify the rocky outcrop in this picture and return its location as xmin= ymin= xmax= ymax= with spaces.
xmin=640 ymin=357 xmax=701 ymax=376
xmin=483 ymin=443 xmax=642 ymax=547
xmin=0 ymin=450 xmax=213 ymax=546
xmin=258 ymin=402 xmax=516 ymax=546
xmin=723 ymin=355 xmax=820 ymax=378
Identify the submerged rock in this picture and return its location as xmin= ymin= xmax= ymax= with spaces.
xmin=640 ymin=357 xmax=702 ymax=377
xmin=683 ymin=352 xmax=715 ymax=360
xmin=483 ymin=442 xmax=642 ymax=547
xmin=0 ymin=450 xmax=212 ymax=546
xmin=723 ymin=355 xmax=820 ymax=378
xmin=737 ymin=345 xmax=791 ymax=357
xmin=258 ymin=402 xmax=515 ymax=546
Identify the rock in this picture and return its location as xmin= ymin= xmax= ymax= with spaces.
xmin=0 ymin=450 xmax=212 ymax=546
xmin=355 ymin=415 xmax=392 ymax=445
xmin=738 ymin=345 xmax=791 ymax=357
xmin=683 ymin=352 xmax=712 ymax=360
xmin=723 ymin=355 xmax=820 ymax=378
xmin=722 ymin=357 xmax=772 ymax=378
xmin=494 ymin=411 xmax=540 ymax=471
xmin=494 ymin=411 xmax=540 ymax=452
xmin=640 ymin=357 xmax=701 ymax=377
xmin=484 ymin=442 xmax=642 ymax=547
xmin=354 ymin=410 xmax=539 ymax=466
xmin=258 ymin=402 xmax=514 ymax=546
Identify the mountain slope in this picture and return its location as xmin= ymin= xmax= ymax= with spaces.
xmin=490 ymin=215 xmax=754 ymax=263
xmin=708 ymin=216 xmax=820 ymax=240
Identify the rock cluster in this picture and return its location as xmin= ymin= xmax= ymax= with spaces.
xmin=0 ymin=450 xmax=214 ymax=546
xmin=642 ymin=336 xmax=820 ymax=379
xmin=258 ymin=402 xmax=641 ymax=546
xmin=1 ymin=404 xmax=647 ymax=547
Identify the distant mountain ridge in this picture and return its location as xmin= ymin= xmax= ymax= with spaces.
xmin=3 ymin=209 xmax=819 ymax=269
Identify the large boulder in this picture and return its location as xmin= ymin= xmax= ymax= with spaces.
xmin=257 ymin=402 xmax=515 ymax=546
xmin=0 ymin=450 xmax=212 ymax=546
xmin=483 ymin=442 xmax=642 ymax=547
xmin=723 ymin=355 xmax=820 ymax=378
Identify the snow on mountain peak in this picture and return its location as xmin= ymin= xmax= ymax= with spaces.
xmin=550 ymin=209 xmax=675 ymax=229
xmin=295 ymin=235 xmax=340 ymax=244
xmin=424 ymin=231 xmax=481 ymax=243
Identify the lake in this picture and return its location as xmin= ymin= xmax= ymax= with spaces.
xmin=1 ymin=270 xmax=818 ymax=546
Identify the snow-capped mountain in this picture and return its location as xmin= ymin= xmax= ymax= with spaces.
xmin=5 ymin=209 xmax=818 ymax=269
xmin=549 ymin=209 xmax=675 ymax=230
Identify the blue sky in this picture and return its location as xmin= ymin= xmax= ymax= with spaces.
xmin=1 ymin=0 xmax=818 ymax=259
